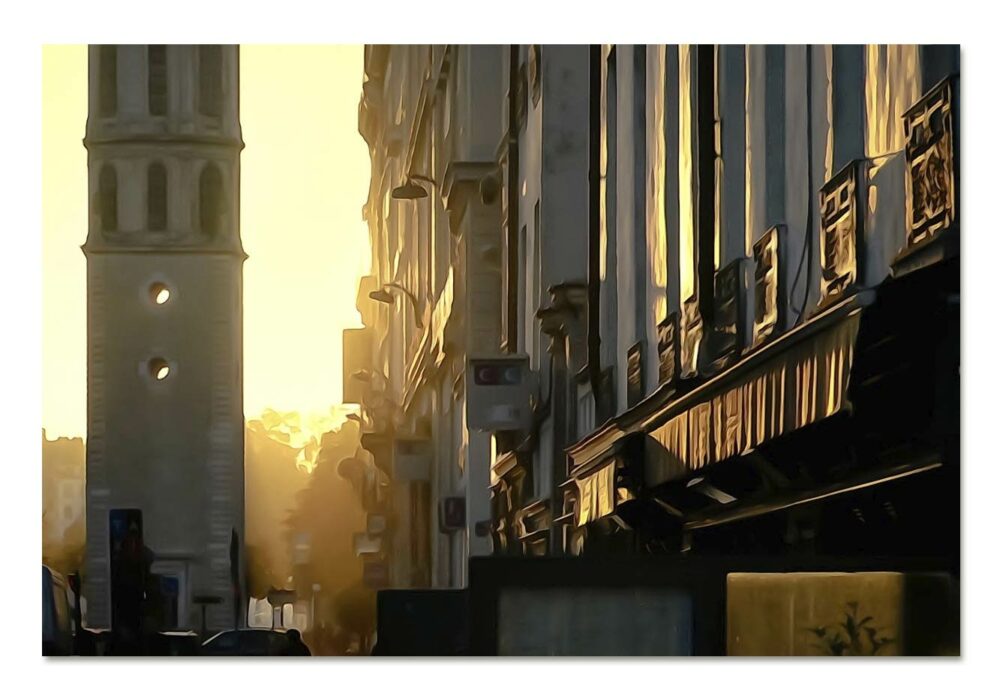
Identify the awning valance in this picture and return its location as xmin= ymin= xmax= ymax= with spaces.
xmin=644 ymin=310 xmax=861 ymax=486
xmin=574 ymin=458 xmax=635 ymax=527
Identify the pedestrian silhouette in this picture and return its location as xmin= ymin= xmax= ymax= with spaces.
xmin=285 ymin=629 xmax=311 ymax=656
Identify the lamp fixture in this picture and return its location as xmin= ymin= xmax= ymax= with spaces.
xmin=391 ymin=173 xmax=436 ymax=200
xmin=369 ymin=289 xmax=395 ymax=304
xmin=368 ymin=282 xmax=424 ymax=328
xmin=351 ymin=369 xmax=385 ymax=385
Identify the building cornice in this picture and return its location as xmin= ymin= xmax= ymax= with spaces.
xmin=83 ymin=132 xmax=245 ymax=151
xmin=442 ymin=161 xmax=497 ymax=218
xmin=81 ymin=242 xmax=248 ymax=260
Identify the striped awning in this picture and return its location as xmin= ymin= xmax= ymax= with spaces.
xmin=575 ymin=458 xmax=636 ymax=527
xmin=644 ymin=311 xmax=861 ymax=486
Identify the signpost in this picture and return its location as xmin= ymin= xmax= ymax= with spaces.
xmin=192 ymin=595 xmax=223 ymax=637
xmin=229 ymin=529 xmax=241 ymax=629
xmin=109 ymin=508 xmax=144 ymax=646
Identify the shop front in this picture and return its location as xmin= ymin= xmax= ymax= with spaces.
xmin=563 ymin=252 xmax=959 ymax=565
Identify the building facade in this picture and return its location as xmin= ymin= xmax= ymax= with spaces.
xmin=348 ymin=45 xmax=507 ymax=590
xmin=352 ymin=44 xmax=959 ymax=622
xmin=83 ymin=45 xmax=246 ymax=633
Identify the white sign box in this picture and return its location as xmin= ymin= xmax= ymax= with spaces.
xmin=467 ymin=355 xmax=533 ymax=432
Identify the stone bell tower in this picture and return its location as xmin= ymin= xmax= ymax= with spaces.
xmin=83 ymin=45 xmax=245 ymax=633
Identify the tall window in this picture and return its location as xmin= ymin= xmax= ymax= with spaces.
xmin=99 ymin=46 xmax=117 ymax=117
xmin=199 ymin=45 xmax=223 ymax=118
xmin=678 ymin=46 xmax=696 ymax=304
xmin=147 ymin=163 xmax=167 ymax=231
xmin=148 ymin=45 xmax=168 ymax=116
xmin=632 ymin=46 xmax=648 ymax=336
xmin=517 ymin=224 xmax=527 ymax=353
xmin=532 ymin=200 xmax=542 ymax=362
xmin=199 ymin=164 xmax=223 ymax=236
xmin=695 ymin=44 xmax=719 ymax=324
xmin=601 ymin=47 xmax=619 ymax=370
xmin=99 ymin=164 xmax=117 ymax=233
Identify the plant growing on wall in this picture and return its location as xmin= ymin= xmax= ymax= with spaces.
xmin=806 ymin=601 xmax=895 ymax=656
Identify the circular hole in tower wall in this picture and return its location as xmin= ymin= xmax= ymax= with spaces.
xmin=149 ymin=282 xmax=171 ymax=305
xmin=148 ymin=357 xmax=171 ymax=381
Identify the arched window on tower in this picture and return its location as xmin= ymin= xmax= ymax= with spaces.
xmin=148 ymin=45 xmax=168 ymax=116
xmin=199 ymin=45 xmax=223 ymax=118
xmin=148 ymin=163 xmax=167 ymax=231
xmin=199 ymin=164 xmax=224 ymax=237
xmin=99 ymin=45 xmax=117 ymax=117
xmin=99 ymin=164 xmax=118 ymax=233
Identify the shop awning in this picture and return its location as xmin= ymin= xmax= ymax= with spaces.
xmin=643 ymin=308 xmax=862 ymax=487
xmin=572 ymin=457 xmax=638 ymax=527
xmin=682 ymin=459 xmax=943 ymax=532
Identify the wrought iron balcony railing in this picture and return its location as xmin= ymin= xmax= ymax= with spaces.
xmin=904 ymin=75 xmax=958 ymax=249
xmin=819 ymin=160 xmax=865 ymax=306
xmin=656 ymin=312 xmax=680 ymax=388
xmin=753 ymin=225 xmax=784 ymax=347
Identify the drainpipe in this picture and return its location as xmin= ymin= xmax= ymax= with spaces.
xmin=505 ymin=44 xmax=520 ymax=359
xmin=586 ymin=44 xmax=606 ymax=420
xmin=549 ymin=330 xmax=569 ymax=555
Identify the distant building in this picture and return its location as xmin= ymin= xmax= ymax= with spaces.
xmin=42 ymin=430 xmax=85 ymax=556
xmin=83 ymin=45 xmax=246 ymax=632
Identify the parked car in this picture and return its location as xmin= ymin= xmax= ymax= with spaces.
xmin=200 ymin=629 xmax=296 ymax=656
xmin=75 ymin=628 xmax=113 ymax=656
xmin=42 ymin=566 xmax=73 ymax=656
xmin=148 ymin=630 xmax=202 ymax=656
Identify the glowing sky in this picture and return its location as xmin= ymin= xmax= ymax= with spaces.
xmin=42 ymin=45 xmax=371 ymax=438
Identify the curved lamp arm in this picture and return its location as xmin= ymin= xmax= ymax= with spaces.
xmin=383 ymin=283 xmax=424 ymax=329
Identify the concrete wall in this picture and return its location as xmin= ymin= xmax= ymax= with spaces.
xmin=727 ymin=572 xmax=959 ymax=656
xmin=498 ymin=587 xmax=693 ymax=655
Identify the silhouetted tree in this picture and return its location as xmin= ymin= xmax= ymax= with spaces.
xmin=282 ymin=420 xmax=372 ymax=654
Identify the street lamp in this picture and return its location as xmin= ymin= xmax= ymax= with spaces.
xmin=391 ymin=173 xmax=436 ymax=200
xmin=351 ymin=368 xmax=389 ymax=387
xmin=369 ymin=283 xmax=424 ymax=328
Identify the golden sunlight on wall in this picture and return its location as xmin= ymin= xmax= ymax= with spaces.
xmin=42 ymin=45 xmax=371 ymax=437
xmin=648 ymin=45 xmax=668 ymax=325
xmin=677 ymin=45 xmax=695 ymax=303
xmin=865 ymin=44 xmax=922 ymax=159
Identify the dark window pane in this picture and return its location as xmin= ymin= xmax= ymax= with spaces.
xmin=99 ymin=46 xmax=117 ymax=117
xmin=148 ymin=45 xmax=167 ymax=116
xmin=99 ymin=165 xmax=117 ymax=232
xmin=199 ymin=164 xmax=223 ymax=236
xmin=199 ymin=45 xmax=223 ymax=118
xmin=148 ymin=163 xmax=167 ymax=231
